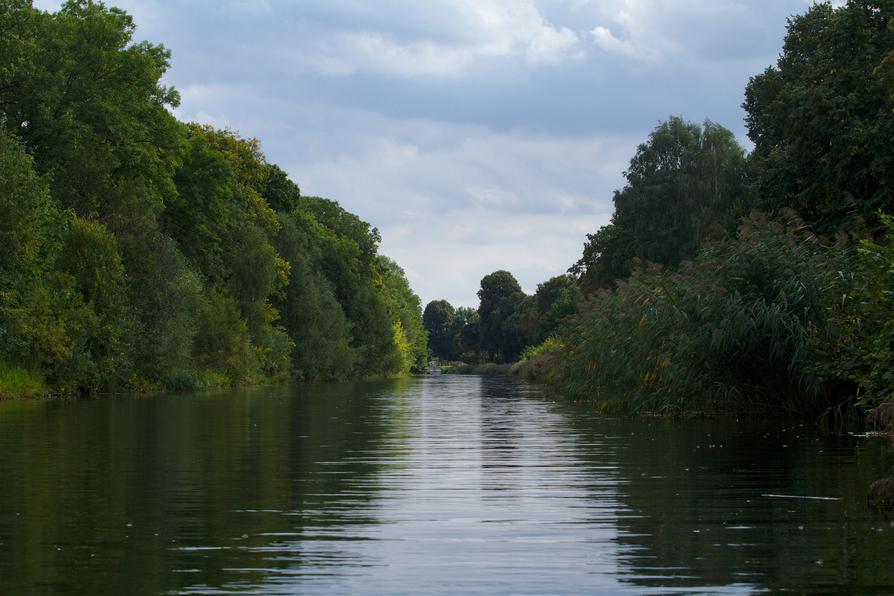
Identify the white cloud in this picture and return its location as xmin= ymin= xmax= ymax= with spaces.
xmin=285 ymin=0 xmax=581 ymax=77
xmin=379 ymin=212 xmax=609 ymax=306
xmin=526 ymin=24 xmax=579 ymax=65
xmin=583 ymin=0 xmax=793 ymax=64
xmin=591 ymin=24 xmax=664 ymax=63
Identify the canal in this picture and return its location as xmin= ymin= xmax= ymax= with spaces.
xmin=0 ymin=375 xmax=892 ymax=594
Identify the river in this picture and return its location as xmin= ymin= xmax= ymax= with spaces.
xmin=0 ymin=375 xmax=892 ymax=594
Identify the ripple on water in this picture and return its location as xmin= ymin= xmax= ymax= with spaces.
xmin=0 ymin=375 xmax=892 ymax=594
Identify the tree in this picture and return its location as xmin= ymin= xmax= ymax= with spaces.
xmin=532 ymin=275 xmax=582 ymax=342
xmin=2 ymin=0 xmax=183 ymax=220
xmin=261 ymin=164 xmax=301 ymax=213
xmin=272 ymin=210 xmax=355 ymax=381
xmin=423 ymin=300 xmax=456 ymax=360
xmin=378 ymin=256 xmax=428 ymax=373
xmin=744 ymin=1 xmax=894 ymax=235
xmin=572 ymin=117 xmax=751 ymax=291
xmin=477 ymin=271 xmax=526 ymax=362
xmin=0 ymin=1 xmax=428 ymax=394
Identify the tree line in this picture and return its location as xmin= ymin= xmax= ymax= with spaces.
xmin=0 ymin=0 xmax=427 ymax=397
xmin=428 ymin=0 xmax=894 ymax=421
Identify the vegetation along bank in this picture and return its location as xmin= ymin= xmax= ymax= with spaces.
xmin=0 ymin=1 xmax=428 ymax=398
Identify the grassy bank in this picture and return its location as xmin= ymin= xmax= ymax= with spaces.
xmin=0 ymin=363 xmax=48 ymax=399
xmin=442 ymin=362 xmax=515 ymax=376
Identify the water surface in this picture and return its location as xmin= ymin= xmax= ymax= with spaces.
xmin=0 ymin=376 xmax=892 ymax=594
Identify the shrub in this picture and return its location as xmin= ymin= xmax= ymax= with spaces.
xmin=0 ymin=362 xmax=48 ymax=399
xmin=820 ymin=213 xmax=894 ymax=411
xmin=164 ymin=369 xmax=230 ymax=393
xmin=552 ymin=212 xmax=847 ymax=417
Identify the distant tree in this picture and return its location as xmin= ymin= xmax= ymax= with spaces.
xmin=477 ymin=271 xmax=526 ymax=362
xmin=572 ymin=117 xmax=751 ymax=291
xmin=532 ymin=275 xmax=582 ymax=341
xmin=744 ymin=1 xmax=894 ymax=235
xmin=453 ymin=306 xmax=480 ymax=360
xmin=423 ymin=300 xmax=456 ymax=360
xmin=378 ymin=256 xmax=428 ymax=373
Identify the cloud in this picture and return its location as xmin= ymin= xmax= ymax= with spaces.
xmin=31 ymin=0 xmax=817 ymax=307
xmin=379 ymin=212 xmax=610 ymax=307
xmin=526 ymin=24 xmax=579 ymax=65
xmin=583 ymin=0 xmax=801 ymax=64
xmin=591 ymin=25 xmax=664 ymax=63
xmin=268 ymin=106 xmax=633 ymax=306
xmin=285 ymin=1 xmax=581 ymax=77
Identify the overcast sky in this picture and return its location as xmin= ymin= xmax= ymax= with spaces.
xmin=38 ymin=0 xmax=818 ymax=306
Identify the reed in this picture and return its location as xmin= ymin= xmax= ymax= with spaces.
xmin=551 ymin=213 xmax=851 ymax=417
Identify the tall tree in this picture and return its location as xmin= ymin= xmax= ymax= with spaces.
xmin=423 ymin=300 xmax=456 ymax=360
xmin=532 ymin=274 xmax=582 ymax=342
xmin=378 ymin=256 xmax=428 ymax=373
xmin=572 ymin=117 xmax=751 ymax=291
xmin=477 ymin=271 xmax=526 ymax=362
xmin=744 ymin=1 xmax=894 ymax=234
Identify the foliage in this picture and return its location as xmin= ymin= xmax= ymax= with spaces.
xmin=452 ymin=306 xmax=480 ymax=360
xmin=378 ymin=256 xmax=428 ymax=373
xmin=0 ymin=1 xmax=425 ymax=396
xmin=521 ymin=336 xmax=564 ymax=361
xmin=819 ymin=213 xmax=894 ymax=409
xmin=554 ymin=214 xmax=847 ymax=417
xmin=272 ymin=210 xmax=355 ymax=380
xmin=516 ymin=337 xmax=564 ymax=385
xmin=0 ymin=361 xmax=47 ymax=399
xmin=744 ymin=1 xmax=894 ymax=235
xmin=423 ymin=300 xmax=456 ymax=360
xmin=572 ymin=117 xmax=752 ymax=290
xmin=477 ymin=271 xmax=526 ymax=363
xmin=531 ymin=275 xmax=582 ymax=343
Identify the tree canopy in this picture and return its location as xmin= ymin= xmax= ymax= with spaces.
xmin=572 ymin=117 xmax=751 ymax=291
xmin=744 ymin=1 xmax=894 ymax=234
xmin=0 ymin=0 xmax=426 ymax=395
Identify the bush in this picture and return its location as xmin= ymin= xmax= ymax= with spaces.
xmin=521 ymin=336 xmax=563 ymax=360
xmin=163 ymin=369 xmax=230 ymax=393
xmin=820 ymin=213 xmax=894 ymax=411
xmin=0 ymin=362 xmax=48 ymax=399
xmin=552 ymin=212 xmax=847 ymax=417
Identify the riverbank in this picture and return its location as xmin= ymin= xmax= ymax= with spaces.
xmin=0 ymin=359 xmax=420 ymax=400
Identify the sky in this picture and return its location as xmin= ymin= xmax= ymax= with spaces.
xmin=37 ymin=0 xmax=820 ymax=307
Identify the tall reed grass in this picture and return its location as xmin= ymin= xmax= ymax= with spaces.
xmin=551 ymin=212 xmax=853 ymax=417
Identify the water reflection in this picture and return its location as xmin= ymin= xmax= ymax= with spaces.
xmin=559 ymin=410 xmax=894 ymax=592
xmin=0 ymin=377 xmax=892 ymax=594
xmin=0 ymin=382 xmax=399 ymax=595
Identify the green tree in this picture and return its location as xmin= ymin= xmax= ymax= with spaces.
xmin=453 ymin=306 xmax=480 ymax=360
xmin=477 ymin=271 xmax=526 ymax=362
xmin=260 ymin=164 xmax=301 ymax=213
xmin=572 ymin=117 xmax=751 ymax=291
xmin=744 ymin=1 xmax=894 ymax=234
xmin=296 ymin=196 xmax=397 ymax=377
xmin=54 ymin=216 xmax=131 ymax=387
xmin=532 ymin=274 xmax=582 ymax=342
xmin=423 ymin=300 xmax=456 ymax=360
xmin=2 ymin=0 xmax=183 ymax=220
xmin=378 ymin=256 xmax=428 ymax=373
xmin=0 ymin=1 xmax=426 ymax=394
